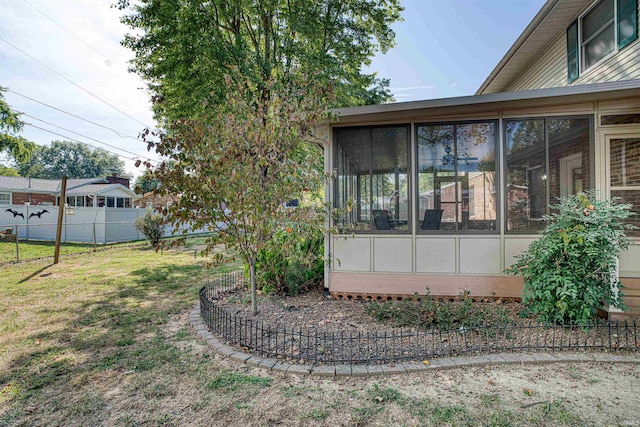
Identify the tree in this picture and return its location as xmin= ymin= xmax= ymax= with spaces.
xmin=16 ymin=140 xmax=127 ymax=179
xmin=133 ymin=168 xmax=161 ymax=194
xmin=116 ymin=0 xmax=402 ymax=125
xmin=146 ymin=70 xmax=332 ymax=314
xmin=0 ymin=165 xmax=18 ymax=176
xmin=0 ymin=87 xmax=35 ymax=165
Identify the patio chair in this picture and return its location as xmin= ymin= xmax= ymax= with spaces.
xmin=373 ymin=209 xmax=391 ymax=230
xmin=421 ymin=209 xmax=443 ymax=230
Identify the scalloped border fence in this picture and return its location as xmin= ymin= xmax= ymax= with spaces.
xmin=199 ymin=273 xmax=639 ymax=365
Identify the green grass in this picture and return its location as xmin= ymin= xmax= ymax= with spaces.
xmin=0 ymin=239 xmax=144 ymax=264
xmin=0 ymin=246 xmax=622 ymax=426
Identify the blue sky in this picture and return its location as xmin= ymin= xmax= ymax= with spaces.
xmin=1 ymin=0 xmax=546 ymax=178
xmin=367 ymin=0 xmax=546 ymax=101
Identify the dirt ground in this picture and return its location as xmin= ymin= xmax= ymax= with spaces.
xmin=176 ymin=311 xmax=640 ymax=427
xmin=2 ymin=250 xmax=639 ymax=427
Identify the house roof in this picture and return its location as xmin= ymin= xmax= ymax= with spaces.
xmin=476 ymin=0 xmax=592 ymax=95
xmin=65 ymin=184 xmax=139 ymax=198
xmin=333 ymin=79 xmax=640 ymax=125
xmin=0 ymin=177 xmax=108 ymax=194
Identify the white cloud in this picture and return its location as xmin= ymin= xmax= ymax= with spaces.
xmin=390 ymin=85 xmax=435 ymax=92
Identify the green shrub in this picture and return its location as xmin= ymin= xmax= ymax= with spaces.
xmin=366 ymin=290 xmax=512 ymax=329
xmin=507 ymin=192 xmax=634 ymax=326
xmin=134 ymin=212 xmax=165 ymax=246
xmin=251 ymin=226 xmax=324 ymax=296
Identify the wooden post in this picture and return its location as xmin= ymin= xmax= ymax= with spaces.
xmin=54 ymin=176 xmax=67 ymax=264
xmin=15 ymin=224 xmax=19 ymax=262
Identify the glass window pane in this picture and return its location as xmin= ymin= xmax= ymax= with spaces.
xmin=334 ymin=126 xmax=409 ymax=232
xmin=601 ymin=114 xmax=640 ymax=125
xmin=610 ymin=138 xmax=640 ymax=187
xmin=97 ymin=197 xmax=105 ymax=208
xmin=582 ymin=0 xmax=614 ymax=41
xmin=505 ymin=119 xmax=546 ymax=232
xmin=107 ymin=197 xmax=115 ymax=208
xmin=583 ymin=22 xmax=615 ymax=69
xmin=456 ymin=123 xmax=497 ymax=231
xmin=0 ymin=193 xmax=10 ymax=205
xmin=86 ymin=197 xmax=94 ymax=207
xmin=548 ymin=118 xmax=591 ymax=202
xmin=335 ymin=128 xmax=370 ymax=231
xmin=610 ymin=137 xmax=640 ymax=236
xmin=371 ymin=127 xmax=409 ymax=231
xmin=117 ymin=197 xmax=125 ymax=208
xmin=611 ymin=190 xmax=640 ymax=236
xmin=417 ymin=124 xmax=455 ymax=231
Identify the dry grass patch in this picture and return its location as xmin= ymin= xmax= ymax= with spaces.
xmin=1 ymin=247 xmax=639 ymax=426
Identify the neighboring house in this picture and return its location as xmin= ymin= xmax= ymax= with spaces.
xmin=0 ymin=175 xmax=139 ymax=208
xmin=136 ymin=191 xmax=178 ymax=211
xmin=326 ymin=0 xmax=640 ymax=316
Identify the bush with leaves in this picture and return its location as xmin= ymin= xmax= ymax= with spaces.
xmin=134 ymin=212 xmax=165 ymax=247
xmin=252 ymin=225 xmax=324 ymax=296
xmin=366 ymin=290 xmax=513 ymax=330
xmin=507 ymin=192 xmax=634 ymax=325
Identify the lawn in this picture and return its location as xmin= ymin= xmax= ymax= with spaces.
xmin=0 ymin=240 xmax=144 ymax=264
xmin=1 ymin=247 xmax=638 ymax=426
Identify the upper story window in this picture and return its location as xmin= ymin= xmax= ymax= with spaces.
xmin=567 ymin=0 xmax=638 ymax=82
xmin=0 ymin=193 xmax=11 ymax=205
xmin=582 ymin=0 xmax=616 ymax=69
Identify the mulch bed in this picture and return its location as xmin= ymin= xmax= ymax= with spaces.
xmin=216 ymin=283 xmax=525 ymax=333
xmin=205 ymin=283 xmax=638 ymax=364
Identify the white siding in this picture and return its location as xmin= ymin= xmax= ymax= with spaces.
xmin=505 ymin=7 xmax=640 ymax=92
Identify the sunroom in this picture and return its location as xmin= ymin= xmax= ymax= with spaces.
xmin=325 ymin=80 xmax=640 ymax=315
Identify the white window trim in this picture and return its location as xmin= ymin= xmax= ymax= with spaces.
xmin=0 ymin=192 xmax=11 ymax=205
xmin=578 ymin=0 xmax=618 ymax=75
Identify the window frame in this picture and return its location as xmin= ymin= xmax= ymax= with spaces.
xmin=0 ymin=192 xmax=11 ymax=205
xmin=415 ymin=119 xmax=500 ymax=235
xmin=503 ymin=114 xmax=595 ymax=234
xmin=579 ymin=0 xmax=617 ymax=73
xmin=333 ymin=124 xmax=411 ymax=234
xmin=569 ymin=0 xmax=639 ymax=81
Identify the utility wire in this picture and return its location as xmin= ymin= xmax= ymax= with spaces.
xmin=24 ymin=122 xmax=157 ymax=165
xmin=8 ymin=89 xmax=146 ymax=141
xmin=21 ymin=0 xmax=152 ymax=96
xmin=22 ymin=113 xmax=158 ymax=163
xmin=0 ymin=35 xmax=156 ymax=131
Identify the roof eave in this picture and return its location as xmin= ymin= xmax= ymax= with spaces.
xmin=475 ymin=0 xmax=561 ymax=95
xmin=333 ymin=79 xmax=640 ymax=124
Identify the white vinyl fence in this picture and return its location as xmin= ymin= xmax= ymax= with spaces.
xmin=0 ymin=205 xmax=203 ymax=243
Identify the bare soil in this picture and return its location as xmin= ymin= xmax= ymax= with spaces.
xmin=2 ymin=250 xmax=640 ymax=427
xmin=216 ymin=283 xmax=525 ymax=333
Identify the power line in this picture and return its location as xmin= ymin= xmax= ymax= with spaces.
xmin=21 ymin=0 xmax=152 ymax=96
xmin=7 ymin=89 xmax=145 ymax=141
xmin=24 ymin=122 xmax=157 ymax=166
xmin=22 ymin=113 xmax=157 ymax=163
xmin=0 ymin=35 xmax=156 ymax=131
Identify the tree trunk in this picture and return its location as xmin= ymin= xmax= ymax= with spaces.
xmin=250 ymin=261 xmax=258 ymax=315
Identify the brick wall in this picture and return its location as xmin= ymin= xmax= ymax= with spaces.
xmin=11 ymin=192 xmax=57 ymax=205
xmin=106 ymin=175 xmax=131 ymax=189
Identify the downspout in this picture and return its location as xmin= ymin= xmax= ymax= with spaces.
xmin=323 ymin=130 xmax=332 ymax=295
